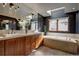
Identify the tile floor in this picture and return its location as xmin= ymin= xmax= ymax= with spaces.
xmin=30 ymin=46 xmax=73 ymax=56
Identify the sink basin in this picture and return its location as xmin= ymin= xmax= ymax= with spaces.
xmin=0 ymin=36 xmax=4 ymax=38
xmin=4 ymin=33 xmax=26 ymax=37
xmin=0 ymin=33 xmax=26 ymax=39
xmin=5 ymin=34 xmax=19 ymax=37
xmin=0 ymin=34 xmax=5 ymax=38
xmin=0 ymin=34 xmax=18 ymax=38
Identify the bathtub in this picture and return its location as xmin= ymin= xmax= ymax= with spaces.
xmin=44 ymin=36 xmax=77 ymax=43
xmin=43 ymin=36 xmax=78 ymax=54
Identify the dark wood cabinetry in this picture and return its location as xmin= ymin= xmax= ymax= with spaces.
xmin=31 ymin=35 xmax=36 ymax=51
xmin=0 ymin=33 xmax=43 ymax=56
xmin=25 ymin=36 xmax=31 ymax=55
xmin=5 ymin=39 xmax=17 ymax=55
xmin=16 ymin=37 xmax=25 ymax=55
xmin=0 ymin=40 xmax=4 ymax=55
xmin=35 ymin=34 xmax=43 ymax=48
xmin=5 ymin=37 xmax=25 ymax=56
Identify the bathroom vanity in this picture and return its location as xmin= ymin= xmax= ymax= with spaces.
xmin=0 ymin=32 xmax=43 ymax=56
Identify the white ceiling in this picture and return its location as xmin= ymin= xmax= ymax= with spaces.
xmin=25 ymin=3 xmax=78 ymax=16
xmin=0 ymin=3 xmax=79 ymax=19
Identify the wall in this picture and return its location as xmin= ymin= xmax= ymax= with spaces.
xmin=44 ymin=11 xmax=78 ymax=35
xmin=77 ymin=4 xmax=79 ymax=10
xmin=76 ymin=12 xmax=79 ymax=33
xmin=51 ymin=8 xmax=66 ymax=19
xmin=76 ymin=4 xmax=79 ymax=33
xmin=38 ymin=13 xmax=44 ymax=32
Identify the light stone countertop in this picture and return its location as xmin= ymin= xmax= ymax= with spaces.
xmin=0 ymin=32 xmax=43 ymax=41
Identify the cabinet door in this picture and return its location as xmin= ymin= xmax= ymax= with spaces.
xmin=15 ymin=37 xmax=26 ymax=55
xmin=0 ymin=40 xmax=4 ymax=56
xmin=5 ymin=39 xmax=17 ymax=56
xmin=35 ymin=34 xmax=43 ymax=48
xmin=5 ymin=37 xmax=26 ymax=56
xmin=25 ymin=36 xmax=31 ymax=55
xmin=31 ymin=35 xmax=36 ymax=51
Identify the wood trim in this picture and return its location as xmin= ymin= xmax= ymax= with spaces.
xmin=0 ymin=40 xmax=4 ymax=55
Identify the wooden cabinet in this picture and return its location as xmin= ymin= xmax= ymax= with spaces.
xmin=0 ymin=33 xmax=43 ymax=56
xmin=35 ymin=34 xmax=43 ymax=48
xmin=5 ymin=39 xmax=17 ymax=55
xmin=25 ymin=36 xmax=31 ymax=55
xmin=31 ymin=35 xmax=36 ymax=51
xmin=30 ymin=34 xmax=43 ymax=51
xmin=5 ymin=37 xmax=26 ymax=56
xmin=15 ymin=37 xmax=25 ymax=55
xmin=0 ymin=40 xmax=4 ymax=55
xmin=25 ymin=34 xmax=43 ymax=55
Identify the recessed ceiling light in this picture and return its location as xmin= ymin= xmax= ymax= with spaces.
xmin=9 ymin=3 xmax=14 ymax=8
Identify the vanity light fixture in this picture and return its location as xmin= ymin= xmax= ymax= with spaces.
xmin=15 ymin=8 xmax=17 ymax=12
xmin=26 ymin=13 xmax=34 ymax=19
xmin=14 ymin=6 xmax=19 ymax=11
xmin=3 ymin=3 xmax=15 ymax=8
xmin=3 ymin=3 xmax=7 ymax=7
xmin=9 ymin=3 xmax=14 ymax=9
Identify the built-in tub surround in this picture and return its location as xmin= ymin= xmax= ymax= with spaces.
xmin=47 ymin=32 xmax=79 ymax=40
xmin=44 ymin=36 xmax=77 ymax=43
xmin=43 ymin=32 xmax=79 ymax=54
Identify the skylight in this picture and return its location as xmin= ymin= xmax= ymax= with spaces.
xmin=47 ymin=7 xmax=65 ymax=15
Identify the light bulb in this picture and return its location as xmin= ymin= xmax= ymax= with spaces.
xmin=3 ymin=3 xmax=7 ymax=7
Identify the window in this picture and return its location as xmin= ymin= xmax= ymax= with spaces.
xmin=49 ymin=17 xmax=69 ymax=32
xmin=49 ymin=19 xmax=57 ymax=31
xmin=58 ymin=17 xmax=68 ymax=31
